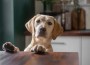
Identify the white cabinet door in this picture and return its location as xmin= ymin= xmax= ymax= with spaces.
xmin=82 ymin=36 xmax=90 ymax=65
xmin=51 ymin=36 xmax=81 ymax=52
xmin=51 ymin=36 xmax=82 ymax=65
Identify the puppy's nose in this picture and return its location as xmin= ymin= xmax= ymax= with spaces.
xmin=40 ymin=28 xmax=46 ymax=32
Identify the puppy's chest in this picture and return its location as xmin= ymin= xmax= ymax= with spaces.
xmin=35 ymin=38 xmax=50 ymax=45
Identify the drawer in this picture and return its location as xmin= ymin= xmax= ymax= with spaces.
xmin=51 ymin=36 xmax=81 ymax=52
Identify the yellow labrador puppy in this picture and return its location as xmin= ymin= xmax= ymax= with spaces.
xmin=2 ymin=14 xmax=63 ymax=54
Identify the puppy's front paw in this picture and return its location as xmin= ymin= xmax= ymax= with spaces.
xmin=2 ymin=42 xmax=19 ymax=53
xmin=31 ymin=45 xmax=46 ymax=54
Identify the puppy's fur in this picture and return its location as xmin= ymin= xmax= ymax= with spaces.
xmin=2 ymin=14 xmax=63 ymax=54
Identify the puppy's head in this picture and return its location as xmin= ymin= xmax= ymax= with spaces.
xmin=25 ymin=14 xmax=63 ymax=40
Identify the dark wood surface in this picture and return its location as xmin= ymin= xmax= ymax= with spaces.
xmin=62 ymin=30 xmax=90 ymax=36
xmin=25 ymin=30 xmax=90 ymax=36
xmin=0 ymin=51 xmax=79 ymax=65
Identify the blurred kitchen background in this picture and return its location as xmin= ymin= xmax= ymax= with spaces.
xmin=0 ymin=0 xmax=90 ymax=65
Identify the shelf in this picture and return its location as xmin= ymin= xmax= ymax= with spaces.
xmin=62 ymin=30 xmax=90 ymax=36
xmin=40 ymin=11 xmax=69 ymax=16
xmin=25 ymin=30 xmax=90 ymax=36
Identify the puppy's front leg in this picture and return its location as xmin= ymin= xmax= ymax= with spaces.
xmin=30 ymin=45 xmax=47 ymax=54
xmin=2 ymin=42 xmax=20 ymax=53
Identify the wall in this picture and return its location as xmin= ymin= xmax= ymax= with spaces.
xmin=0 ymin=0 xmax=35 ymax=50
xmin=0 ymin=0 xmax=14 ymax=50
xmin=2 ymin=0 xmax=14 ymax=43
xmin=0 ymin=0 xmax=3 ymax=50
xmin=35 ymin=1 xmax=43 ymax=14
xmin=85 ymin=7 xmax=90 ymax=29
xmin=14 ymin=0 xmax=35 ymax=50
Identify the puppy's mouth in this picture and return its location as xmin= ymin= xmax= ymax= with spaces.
xmin=38 ymin=31 xmax=46 ymax=37
xmin=36 ymin=27 xmax=47 ymax=37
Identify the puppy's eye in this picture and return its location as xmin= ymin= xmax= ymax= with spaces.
xmin=37 ymin=20 xmax=40 ymax=23
xmin=47 ymin=22 xmax=52 ymax=25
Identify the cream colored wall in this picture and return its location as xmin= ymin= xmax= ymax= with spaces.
xmin=85 ymin=6 xmax=90 ymax=29
xmin=79 ymin=0 xmax=90 ymax=29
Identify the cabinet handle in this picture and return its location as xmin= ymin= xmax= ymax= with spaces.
xmin=52 ymin=42 xmax=66 ymax=45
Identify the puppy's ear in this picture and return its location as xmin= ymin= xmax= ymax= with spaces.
xmin=25 ymin=14 xmax=41 ymax=33
xmin=52 ymin=18 xmax=63 ymax=40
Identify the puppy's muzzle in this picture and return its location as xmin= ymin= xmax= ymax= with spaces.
xmin=40 ymin=28 xmax=46 ymax=32
xmin=39 ymin=27 xmax=46 ymax=36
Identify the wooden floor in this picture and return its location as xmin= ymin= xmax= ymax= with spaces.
xmin=0 ymin=51 xmax=79 ymax=65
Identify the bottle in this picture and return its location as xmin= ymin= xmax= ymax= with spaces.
xmin=71 ymin=0 xmax=86 ymax=30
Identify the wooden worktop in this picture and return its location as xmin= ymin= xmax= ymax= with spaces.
xmin=0 ymin=51 xmax=79 ymax=65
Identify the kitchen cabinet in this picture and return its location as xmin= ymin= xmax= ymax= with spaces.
xmin=51 ymin=36 xmax=82 ymax=65
xmin=82 ymin=36 xmax=90 ymax=65
xmin=51 ymin=36 xmax=81 ymax=52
